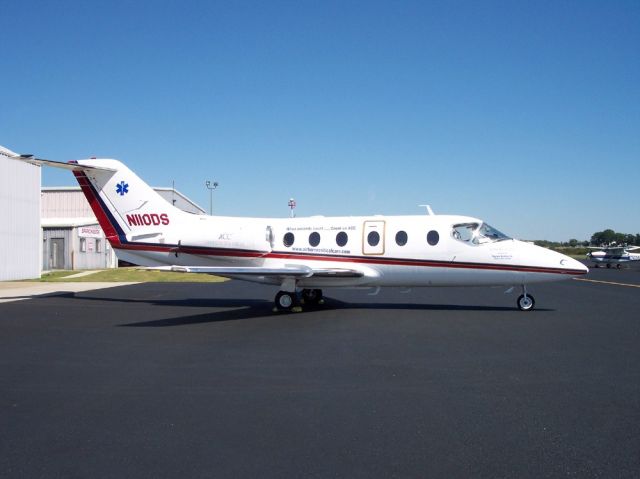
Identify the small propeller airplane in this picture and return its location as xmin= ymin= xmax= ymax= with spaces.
xmin=586 ymin=243 xmax=640 ymax=269
xmin=5 ymin=145 xmax=588 ymax=312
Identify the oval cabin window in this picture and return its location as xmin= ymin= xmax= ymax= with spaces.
xmin=336 ymin=231 xmax=348 ymax=247
xmin=309 ymin=232 xmax=320 ymax=247
xmin=367 ymin=231 xmax=380 ymax=247
xmin=283 ymin=232 xmax=295 ymax=247
xmin=395 ymin=231 xmax=408 ymax=246
xmin=427 ymin=230 xmax=439 ymax=246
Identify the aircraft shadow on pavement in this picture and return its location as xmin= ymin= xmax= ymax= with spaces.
xmin=109 ymin=298 xmax=536 ymax=328
xmin=19 ymin=293 xmax=550 ymax=327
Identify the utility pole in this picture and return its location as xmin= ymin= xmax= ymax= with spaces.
xmin=205 ymin=180 xmax=219 ymax=215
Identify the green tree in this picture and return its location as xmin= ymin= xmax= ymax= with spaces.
xmin=591 ymin=229 xmax=616 ymax=245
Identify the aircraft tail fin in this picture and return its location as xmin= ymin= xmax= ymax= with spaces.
xmin=70 ymin=158 xmax=192 ymax=245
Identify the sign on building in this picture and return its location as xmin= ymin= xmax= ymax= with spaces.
xmin=78 ymin=226 xmax=103 ymax=238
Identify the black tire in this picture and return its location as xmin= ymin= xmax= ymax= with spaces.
xmin=275 ymin=291 xmax=295 ymax=311
xmin=616 ymin=264 xmax=622 ymax=269
xmin=517 ymin=294 xmax=535 ymax=311
xmin=606 ymin=263 xmax=611 ymax=269
xmin=302 ymin=288 xmax=323 ymax=305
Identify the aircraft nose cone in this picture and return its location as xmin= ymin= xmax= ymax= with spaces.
xmin=560 ymin=256 xmax=589 ymax=275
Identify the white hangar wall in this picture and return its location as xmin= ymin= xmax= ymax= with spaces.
xmin=0 ymin=147 xmax=41 ymax=281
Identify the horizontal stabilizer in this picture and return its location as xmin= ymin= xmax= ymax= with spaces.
xmin=0 ymin=146 xmax=116 ymax=172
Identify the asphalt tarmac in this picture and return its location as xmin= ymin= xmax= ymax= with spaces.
xmin=1 ymin=264 xmax=639 ymax=478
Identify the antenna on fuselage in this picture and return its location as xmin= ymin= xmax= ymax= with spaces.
xmin=419 ymin=204 xmax=435 ymax=215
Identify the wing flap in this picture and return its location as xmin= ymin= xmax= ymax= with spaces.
xmin=143 ymin=265 xmax=365 ymax=278
xmin=145 ymin=265 xmax=314 ymax=277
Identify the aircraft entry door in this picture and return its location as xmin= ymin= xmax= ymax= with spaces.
xmin=362 ymin=221 xmax=385 ymax=255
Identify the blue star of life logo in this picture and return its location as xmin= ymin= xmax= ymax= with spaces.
xmin=116 ymin=181 xmax=129 ymax=196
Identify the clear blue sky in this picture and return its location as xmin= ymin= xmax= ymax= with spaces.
xmin=2 ymin=0 xmax=638 ymax=241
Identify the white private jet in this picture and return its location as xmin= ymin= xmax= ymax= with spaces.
xmin=7 ymin=147 xmax=588 ymax=311
xmin=587 ymin=244 xmax=640 ymax=269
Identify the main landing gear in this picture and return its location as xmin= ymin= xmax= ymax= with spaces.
xmin=516 ymin=285 xmax=535 ymax=311
xmin=273 ymin=289 xmax=324 ymax=313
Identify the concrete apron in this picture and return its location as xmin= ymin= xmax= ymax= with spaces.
xmin=0 ymin=282 xmax=138 ymax=304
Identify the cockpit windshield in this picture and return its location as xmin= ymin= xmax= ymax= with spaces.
xmin=452 ymin=222 xmax=511 ymax=245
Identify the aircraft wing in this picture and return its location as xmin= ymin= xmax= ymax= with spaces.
xmin=587 ymin=246 xmax=634 ymax=254
xmin=145 ymin=265 xmax=365 ymax=278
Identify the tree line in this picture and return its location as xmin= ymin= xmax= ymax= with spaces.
xmin=534 ymin=229 xmax=640 ymax=249
xmin=588 ymin=229 xmax=640 ymax=247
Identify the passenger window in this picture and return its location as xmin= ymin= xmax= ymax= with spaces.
xmin=283 ymin=232 xmax=295 ymax=247
xmin=427 ymin=230 xmax=439 ymax=246
xmin=336 ymin=231 xmax=348 ymax=247
xmin=395 ymin=231 xmax=408 ymax=246
xmin=367 ymin=231 xmax=380 ymax=247
xmin=309 ymin=232 xmax=320 ymax=247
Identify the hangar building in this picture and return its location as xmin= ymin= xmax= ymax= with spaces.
xmin=0 ymin=147 xmax=42 ymax=281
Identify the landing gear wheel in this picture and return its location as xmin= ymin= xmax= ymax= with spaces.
xmin=275 ymin=291 xmax=295 ymax=312
xmin=517 ymin=294 xmax=535 ymax=311
xmin=301 ymin=288 xmax=323 ymax=305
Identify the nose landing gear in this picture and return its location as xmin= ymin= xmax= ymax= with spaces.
xmin=517 ymin=285 xmax=535 ymax=311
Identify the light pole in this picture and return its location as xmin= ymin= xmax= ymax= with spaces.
xmin=205 ymin=180 xmax=219 ymax=215
xmin=288 ymin=198 xmax=296 ymax=218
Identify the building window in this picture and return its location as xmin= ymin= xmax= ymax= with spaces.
xmin=336 ymin=231 xmax=348 ymax=247
xmin=96 ymin=239 xmax=102 ymax=253
xmin=395 ymin=231 xmax=408 ymax=246
xmin=309 ymin=232 xmax=320 ymax=247
xmin=427 ymin=230 xmax=440 ymax=246
xmin=283 ymin=232 xmax=295 ymax=247
xmin=80 ymin=237 xmax=87 ymax=253
xmin=367 ymin=231 xmax=380 ymax=247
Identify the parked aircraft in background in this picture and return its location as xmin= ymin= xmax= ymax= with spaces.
xmin=587 ymin=244 xmax=640 ymax=269
xmin=7 ymin=146 xmax=588 ymax=311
